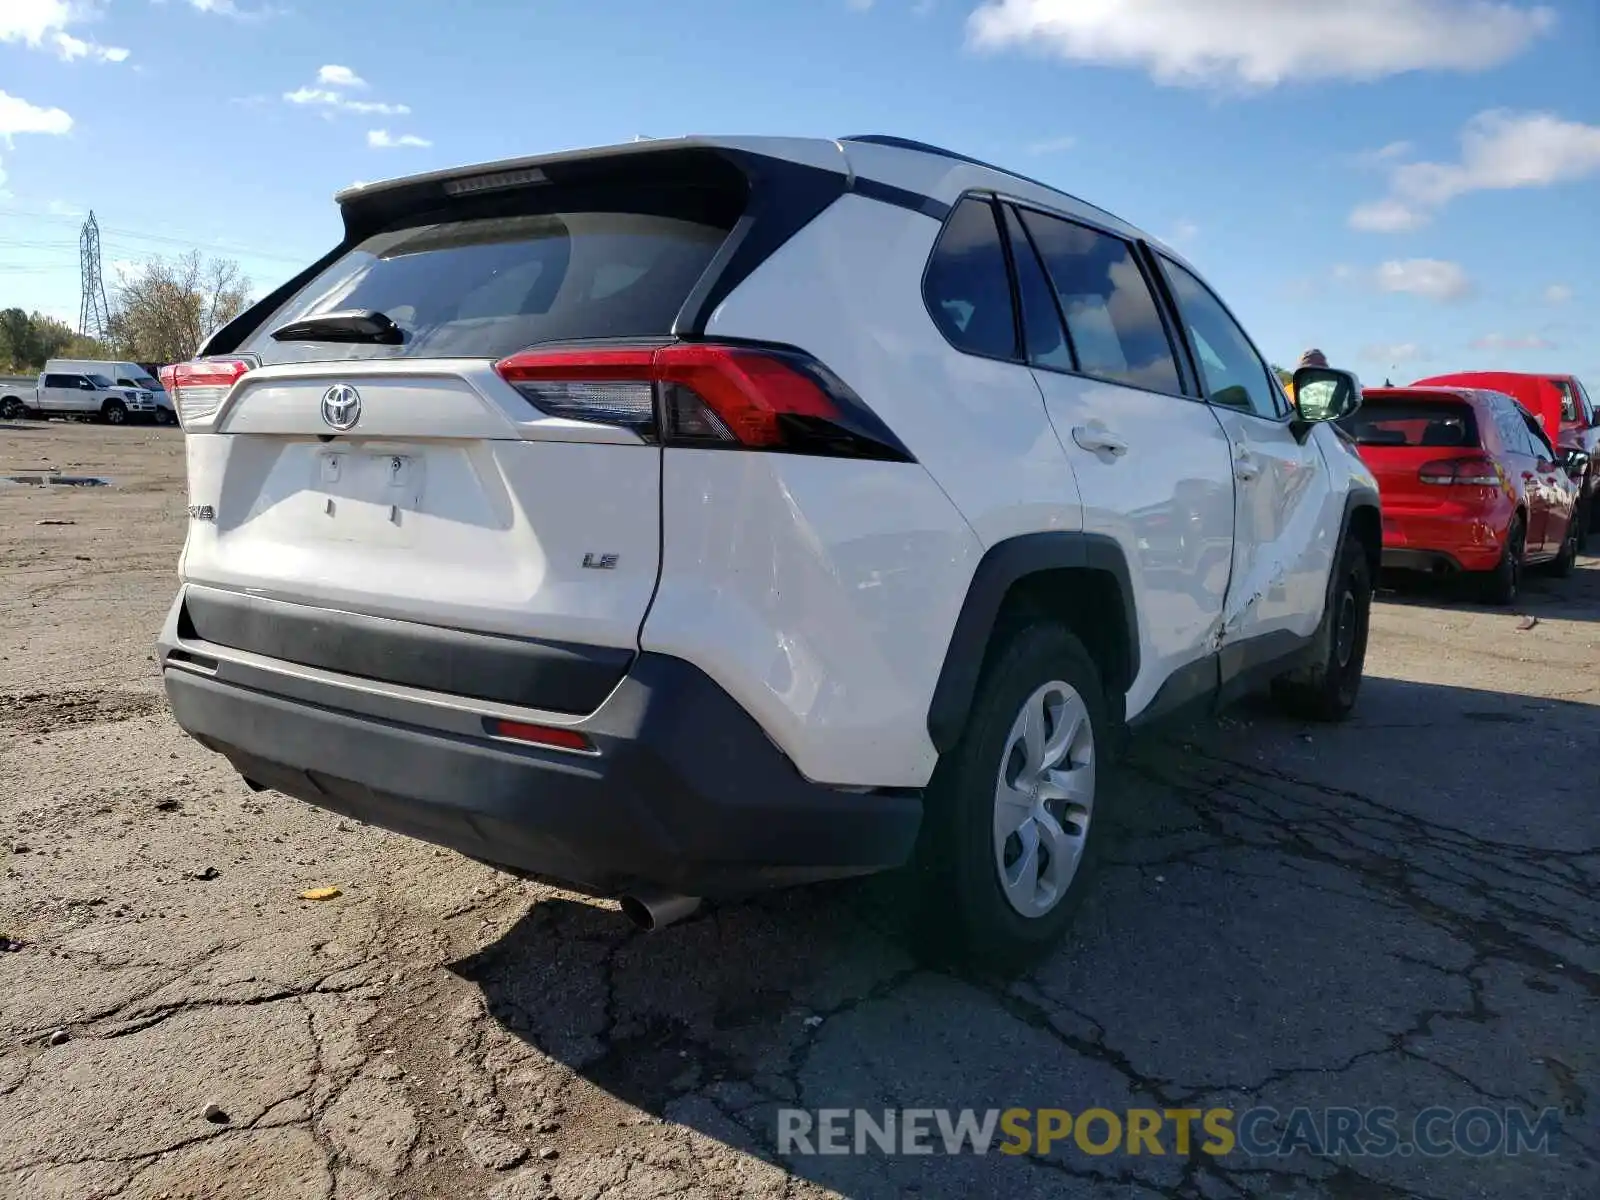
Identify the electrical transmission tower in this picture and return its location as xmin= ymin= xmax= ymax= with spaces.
xmin=78 ymin=211 xmax=111 ymax=341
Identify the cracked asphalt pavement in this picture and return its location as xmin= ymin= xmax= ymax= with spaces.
xmin=2 ymin=422 xmax=1596 ymax=1199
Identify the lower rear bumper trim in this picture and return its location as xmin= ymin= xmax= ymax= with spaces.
xmin=162 ymin=652 xmax=923 ymax=898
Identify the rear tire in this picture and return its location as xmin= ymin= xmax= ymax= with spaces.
xmin=1551 ymin=512 xmax=1580 ymax=578
xmin=1272 ymin=536 xmax=1372 ymax=722
xmin=1477 ymin=516 xmax=1524 ymax=606
xmin=913 ymin=621 xmax=1108 ymax=973
xmin=101 ymin=400 xmax=127 ymax=425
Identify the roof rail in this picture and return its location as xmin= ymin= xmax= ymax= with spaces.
xmin=839 ymin=134 xmax=1128 ymax=231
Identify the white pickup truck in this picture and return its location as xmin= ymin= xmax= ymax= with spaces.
xmin=0 ymin=370 xmax=163 ymax=424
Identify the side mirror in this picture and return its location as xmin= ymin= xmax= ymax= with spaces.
xmin=79 ymin=379 xmax=96 ymax=390
xmin=1290 ymin=366 xmax=1362 ymax=439
xmin=1563 ymin=448 xmax=1588 ymax=480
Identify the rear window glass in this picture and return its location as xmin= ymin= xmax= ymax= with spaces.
xmin=1342 ymin=399 xmax=1479 ymax=448
xmin=240 ymin=211 xmax=731 ymax=366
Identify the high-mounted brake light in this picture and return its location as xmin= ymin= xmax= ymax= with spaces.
xmin=160 ymin=357 xmax=255 ymax=428
xmin=1418 ymin=456 xmax=1499 ymax=486
xmin=493 ymin=343 xmax=913 ymax=462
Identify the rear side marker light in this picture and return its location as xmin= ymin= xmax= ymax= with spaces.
xmin=160 ymin=357 xmax=256 ymax=427
xmin=494 ymin=342 xmax=914 ymax=462
xmin=487 ymin=718 xmax=596 ymax=755
xmin=1419 ymin=457 xmax=1499 ymax=486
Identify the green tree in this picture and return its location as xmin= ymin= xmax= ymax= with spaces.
xmin=0 ymin=309 xmax=105 ymax=371
xmin=111 ymin=251 xmax=251 ymax=364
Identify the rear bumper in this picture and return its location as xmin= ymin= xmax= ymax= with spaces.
xmin=159 ymin=618 xmax=922 ymax=898
xmin=1381 ymin=510 xmax=1505 ymax=572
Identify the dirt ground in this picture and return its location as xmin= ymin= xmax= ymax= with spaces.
xmin=2 ymin=419 xmax=1596 ymax=1200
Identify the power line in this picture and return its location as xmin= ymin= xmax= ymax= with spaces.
xmin=0 ymin=206 xmax=320 ymax=266
xmin=79 ymin=212 xmax=112 ymax=341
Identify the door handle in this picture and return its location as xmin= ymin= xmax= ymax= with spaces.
xmin=1072 ymin=426 xmax=1129 ymax=456
xmin=1233 ymin=449 xmax=1260 ymax=481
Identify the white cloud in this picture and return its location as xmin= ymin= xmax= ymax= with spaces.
xmin=285 ymin=75 xmax=410 ymax=117
xmin=0 ymin=0 xmax=74 ymax=46
xmin=1352 ymin=110 xmax=1600 ymax=230
xmin=1374 ymin=258 xmax=1474 ymax=302
xmin=1543 ymin=283 xmax=1573 ymax=305
xmin=1 ymin=1 xmax=129 ymax=63
xmin=1348 ymin=198 xmax=1428 ymax=232
xmin=0 ymin=90 xmax=74 ymax=139
xmin=1471 ymin=332 xmax=1556 ymax=351
xmin=343 ymin=100 xmax=411 ymax=115
xmin=317 ymin=64 xmax=366 ymax=88
xmin=1352 ymin=140 xmax=1415 ymax=168
xmin=1165 ymin=218 xmax=1199 ymax=244
xmin=285 ymin=87 xmax=340 ymax=106
xmin=367 ymin=129 xmax=430 ymax=149
xmin=1026 ymin=135 xmax=1077 ymax=155
xmin=1362 ymin=343 xmax=1431 ymax=364
xmin=966 ymin=0 xmax=1556 ymax=88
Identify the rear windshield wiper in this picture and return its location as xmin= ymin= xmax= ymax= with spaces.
xmin=270 ymin=309 xmax=405 ymax=345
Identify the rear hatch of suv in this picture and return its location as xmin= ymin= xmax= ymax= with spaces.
xmin=168 ymin=145 xmax=842 ymax=716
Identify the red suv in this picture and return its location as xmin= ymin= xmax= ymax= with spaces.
xmin=1413 ymin=371 xmax=1598 ymax=540
xmin=1343 ymin=386 xmax=1581 ymax=604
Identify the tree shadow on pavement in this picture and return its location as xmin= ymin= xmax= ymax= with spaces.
xmin=451 ymin=674 xmax=1599 ymax=1200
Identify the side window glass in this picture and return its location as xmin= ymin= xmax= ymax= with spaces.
xmin=1159 ymin=257 xmax=1278 ymax=420
xmin=1018 ymin=210 xmax=1181 ymax=394
xmin=922 ymin=197 xmax=1018 ymax=361
xmin=1001 ymin=205 xmax=1073 ymax=371
xmin=1521 ymin=410 xmax=1553 ymax=460
xmin=1495 ymin=401 xmax=1526 ymax=455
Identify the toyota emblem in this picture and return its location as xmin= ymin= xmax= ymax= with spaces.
xmin=320 ymin=383 xmax=362 ymax=431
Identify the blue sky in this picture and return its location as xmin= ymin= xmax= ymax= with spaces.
xmin=2 ymin=0 xmax=1597 ymax=384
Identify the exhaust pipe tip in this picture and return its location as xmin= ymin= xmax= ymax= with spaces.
xmin=619 ymin=891 xmax=702 ymax=932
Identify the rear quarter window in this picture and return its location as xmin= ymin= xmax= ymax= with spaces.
xmin=239 ymin=210 xmax=732 ymax=367
xmin=922 ymin=197 xmax=1019 ymax=361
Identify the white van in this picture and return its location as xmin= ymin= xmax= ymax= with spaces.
xmin=45 ymin=360 xmax=175 ymax=423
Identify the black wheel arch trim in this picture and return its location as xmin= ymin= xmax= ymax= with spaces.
xmin=927 ymin=532 xmax=1138 ymax=753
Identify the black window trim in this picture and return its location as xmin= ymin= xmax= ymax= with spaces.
xmin=991 ymin=192 xmax=1197 ymax=403
xmin=997 ymin=199 xmax=1069 ymax=370
xmin=1152 ymin=248 xmax=1294 ymax=426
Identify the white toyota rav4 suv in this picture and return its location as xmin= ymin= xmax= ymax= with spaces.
xmin=158 ymin=135 xmax=1380 ymax=967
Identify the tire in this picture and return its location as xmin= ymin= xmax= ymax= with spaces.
xmin=0 ymin=396 xmax=23 ymax=420
xmin=1272 ymin=536 xmax=1372 ymax=722
xmin=101 ymin=400 xmax=127 ymax=425
xmin=913 ymin=621 xmax=1108 ymax=973
xmin=156 ymin=407 xmax=176 ymax=426
xmin=1476 ymin=515 xmax=1525 ymax=606
xmin=1551 ymin=512 xmax=1580 ymax=578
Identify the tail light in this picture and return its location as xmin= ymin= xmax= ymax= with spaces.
xmin=494 ymin=342 xmax=913 ymax=462
xmin=159 ymin=357 xmax=256 ymax=428
xmin=1419 ymin=456 xmax=1499 ymax=486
